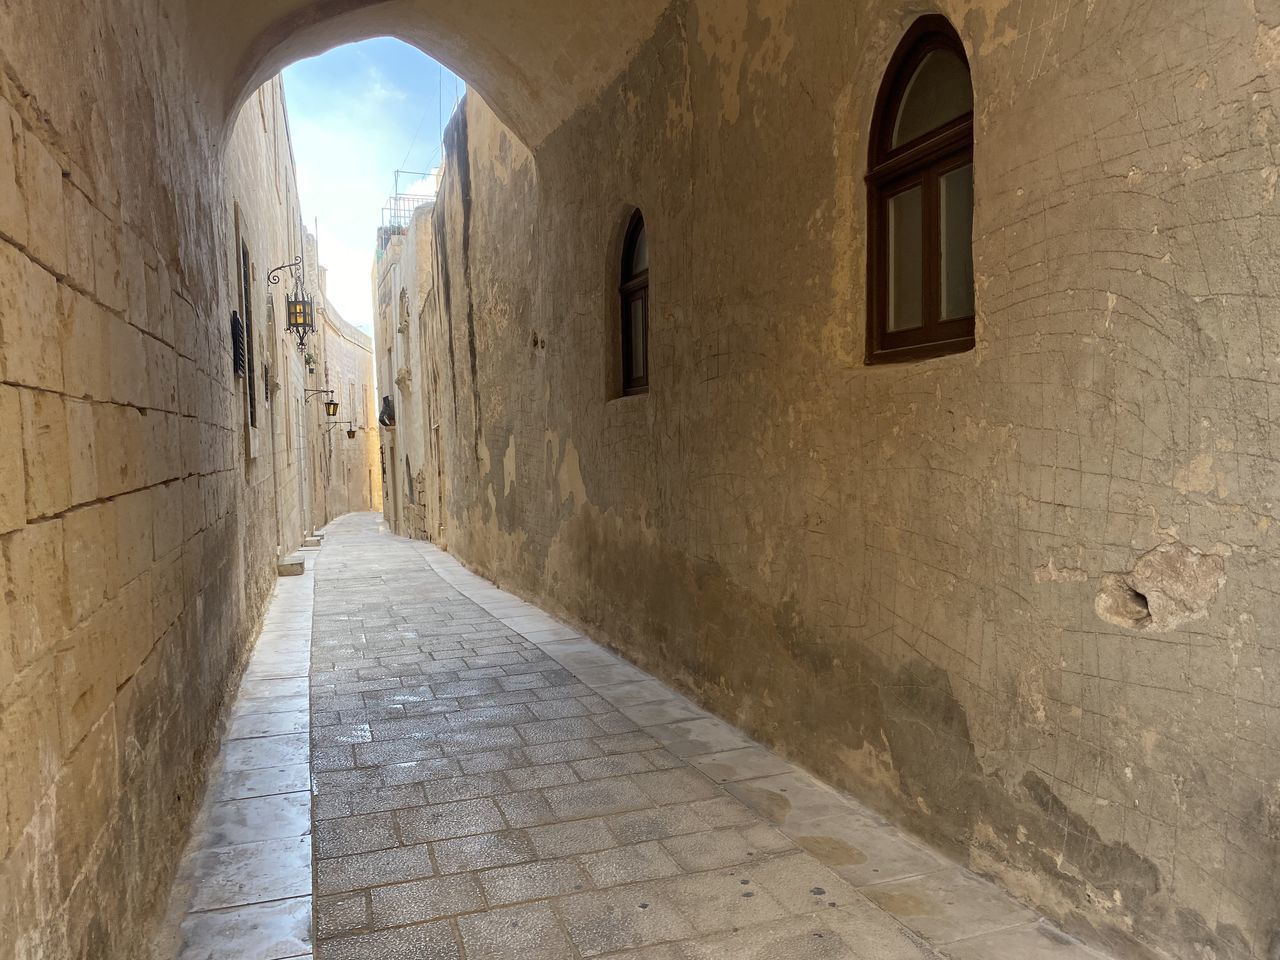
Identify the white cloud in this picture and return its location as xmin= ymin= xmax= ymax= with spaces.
xmin=402 ymin=167 xmax=442 ymax=200
xmin=363 ymin=65 xmax=407 ymax=104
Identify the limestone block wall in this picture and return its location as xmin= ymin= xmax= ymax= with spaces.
xmin=223 ymin=79 xmax=314 ymax=574
xmin=0 ymin=7 xmax=355 ymax=955
xmin=400 ymin=3 xmax=1280 ymax=958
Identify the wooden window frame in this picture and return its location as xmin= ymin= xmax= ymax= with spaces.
xmin=866 ymin=16 xmax=975 ymax=365
xmin=619 ymin=211 xmax=650 ymax=396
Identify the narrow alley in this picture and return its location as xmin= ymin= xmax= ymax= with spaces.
xmin=4 ymin=4 xmax=1278 ymax=959
xmin=157 ymin=514 xmax=1108 ymax=960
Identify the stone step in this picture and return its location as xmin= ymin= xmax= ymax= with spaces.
xmin=276 ymin=555 xmax=305 ymax=576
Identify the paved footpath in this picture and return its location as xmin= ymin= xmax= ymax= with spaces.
xmin=155 ymin=545 xmax=317 ymax=960
xmin=159 ymin=512 xmax=1110 ymax=960
xmin=305 ymin=514 xmax=1105 ymax=960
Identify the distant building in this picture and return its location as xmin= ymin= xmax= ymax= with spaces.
xmin=374 ymin=193 xmax=448 ymax=544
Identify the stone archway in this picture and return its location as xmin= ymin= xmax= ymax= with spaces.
xmin=198 ymin=0 xmax=674 ymax=148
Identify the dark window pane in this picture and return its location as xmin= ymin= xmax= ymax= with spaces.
xmin=628 ymin=296 xmax=647 ymax=382
xmin=940 ymin=163 xmax=975 ymax=320
xmin=892 ymin=49 xmax=973 ymax=148
xmin=888 ymin=186 xmax=923 ymax=332
xmin=628 ymin=224 xmax=648 ymax=277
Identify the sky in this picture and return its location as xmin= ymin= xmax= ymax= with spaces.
xmin=282 ymin=39 xmax=463 ymax=334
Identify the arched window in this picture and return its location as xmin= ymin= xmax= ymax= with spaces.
xmin=866 ymin=16 xmax=975 ymax=363
xmin=619 ymin=211 xmax=649 ymax=395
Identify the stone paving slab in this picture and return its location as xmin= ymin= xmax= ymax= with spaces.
xmin=152 ymin=550 xmax=319 ymax=960
xmin=151 ymin=515 xmax=1116 ymax=959
xmin=304 ymin=514 xmax=1114 ymax=960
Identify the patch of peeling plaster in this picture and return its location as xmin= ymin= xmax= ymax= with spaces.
xmin=503 ymin=434 xmax=516 ymax=496
xmin=696 ymin=0 xmax=795 ymax=125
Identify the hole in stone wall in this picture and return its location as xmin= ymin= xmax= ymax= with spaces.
xmin=1122 ymin=584 xmax=1149 ymax=617
xmin=1095 ymin=573 xmax=1152 ymax=629
xmin=1094 ymin=543 xmax=1226 ymax=632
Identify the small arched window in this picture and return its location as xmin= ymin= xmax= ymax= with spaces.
xmin=866 ymin=16 xmax=975 ymax=363
xmin=619 ymin=211 xmax=649 ymax=395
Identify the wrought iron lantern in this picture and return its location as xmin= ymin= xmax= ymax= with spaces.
xmin=304 ymin=388 xmax=338 ymax=417
xmin=324 ymin=420 xmax=357 ymax=439
xmin=286 ymin=294 xmax=315 ymax=348
xmin=268 ymin=255 xmax=315 ymax=351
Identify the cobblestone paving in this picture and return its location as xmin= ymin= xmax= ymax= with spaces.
xmin=307 ymin=514 xmax=1107 ymax=960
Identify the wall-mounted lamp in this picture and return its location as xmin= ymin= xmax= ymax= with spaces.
xmin=326 ymin=421 xmax=358 ymax=439
xmin=304 ymin=388 xmax=339 ymax=417
xmin=268 ymin=255 xmax=315 ymax=351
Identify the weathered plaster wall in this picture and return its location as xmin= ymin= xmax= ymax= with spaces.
xmin=0 ymin=8 xmax=360 ymax=955
xmin=315 ymin=292 xmax=381 ymax=524
xmin=393 ymin=3 xmax=1280 ymax=958
xmin=375 ymin=203 xmax=451 ymax=544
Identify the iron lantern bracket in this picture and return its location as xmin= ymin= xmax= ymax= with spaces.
xmin=266 ymin=256 xmax=302 ymax=287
